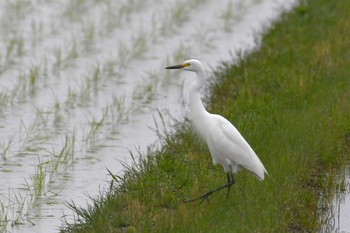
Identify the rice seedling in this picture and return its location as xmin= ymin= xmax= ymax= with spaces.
xmin=116 ymin=41 xmax=130 ymax=69
xmin=220 ymin=0 xmax=247 ymax=32
xmin=0 ymin=55 xmax=3 ymax=75
xmin=220 ymin=1 xmax=235 ymax=32
xmin=83 ymin=110 xmax=107 ymax=145
xmin=4 ymin=0 xmax=32 ymax=20
xmin=158 ymin=2 xmax=188 ymax=36
xmin=171 ymin=1 xmax=189 ymax=25
xmin=29 ymin=65 xmax=40 ymax=88
xmin=53 ymin=47 xmax=62 ymax=68
xmin=100 ymin=0 xmax=147 ymax=35
xmin=30 ymin=159 xmax=48 ymax=197
xmin=6 ymin=64 xmax=43 ymax=99
xmin=16 ymin=107 xmax=52 ymax=154
xmin=64 ymin=87 xmax=78 ymax=110
xmin=3 ymin=36 xmax=25 ymax=68
xmin=4 ymin=184 xmax=38 ymax=227
xmin=65 ymin=40 xmax=78 ymax=65
xmin=108 ymin=96 xmax=132 ymax=129
xmin=157 ymin=0 xmax=209 ymax=37
xmin=92 ymin=0 xmax=144 ymax=36
xmin=78 ymin=77 xmax=92 ymax=107
xmin=192 ymin=25 xmax=216 ymax=51
xmin=8 ymin=77 xmax=25 ymax=104
xmin=5 ymin=38 xmax=16 ymax=62
xmin=117 ymin=0 xmax=145 ymax=24
xmin=129 ymin=32 xmax=148 ymax=61
xmin=76 ymin=64 xmax=105 ymax=102
xmin=0 ymin=202 xmax=8 ymax=233
xmin=0 ymin=90 xmax=10 ymax=110
xmin=0 ymin=193 xmax=21 ymax=228
xmin=100 ymin=2 xmax=122 ymax=33
xmin=15 ymin=74 xmax=29 ymax=103
xmin=53 ymin=40 xmax=80 ymax=70
xmin=92 ymin=64 xmax=101 ymax=93
xmin=36 ymin=134 xmax=76 ymax=192
xmin=62 ymin=0 xmax=88 ymax=22
xmin=132 ymin=71 xmax=160 ymax=105
xmin=53 ymin=99 xmax=63 ymax=128
xmin=46 ymin=132 xmax=76 ymax=187
xmin=81 ymin=21 xmax=96 ymax=53
xmin=172 ymin=43 xmax=192 ymax=64
xmin=101 ymin=58 xmax=123 ymax=80
xmin=0 ymin=136 xmax=14 ymax=161
xmin=82 ymin=113 xmax=107 ymax=148
xmin=81 ymin=94 xmax=142 ymax=149
xmin=31 ymin=19 xmax=44 ymax=44
xmin=132 ymin=81 xmax=155 ymax=105
xmin=115 ymin=31 xmax=150 ymax=70
xmin=78 ymin=62 xmax=116 ymax=103
xmin=0 ymin=197 xmax=10 ymax=229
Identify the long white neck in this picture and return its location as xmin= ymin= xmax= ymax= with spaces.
xmin=189 ymin=68 xmax=210 ymax=135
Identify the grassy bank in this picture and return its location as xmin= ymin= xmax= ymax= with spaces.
xmin=61 ymin=0 xmax=350 ymax=232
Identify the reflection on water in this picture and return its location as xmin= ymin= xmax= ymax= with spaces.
xmin=318 ymin=168 xmax=350 ymax=233
xmin=332 ymin=171 xmax=350 ymax=233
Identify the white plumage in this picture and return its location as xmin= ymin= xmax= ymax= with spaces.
xmin=204 ymin=114 xmax=266 ymax=179
xmin=166 ymin=59 xmax=267 ymax=202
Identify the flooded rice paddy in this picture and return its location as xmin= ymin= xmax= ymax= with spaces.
xmin=2 ymin=0 xmax=347 ymax=232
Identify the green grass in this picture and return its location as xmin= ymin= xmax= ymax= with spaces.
xmin=60 ymin=0 xmax=350 ymax=232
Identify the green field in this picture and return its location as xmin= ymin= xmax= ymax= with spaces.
xmin=61 ymin=0 xmax=350 ymax=232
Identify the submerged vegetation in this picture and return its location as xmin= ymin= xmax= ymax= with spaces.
xmin=61 ymin=0 xmax=350 ymax=232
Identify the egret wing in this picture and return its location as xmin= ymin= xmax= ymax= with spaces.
xmin=207 ymin=115 xmax=266 ymax=179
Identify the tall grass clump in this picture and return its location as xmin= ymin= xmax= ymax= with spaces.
xmin=61 ymin=0 xmax=350 ymax=232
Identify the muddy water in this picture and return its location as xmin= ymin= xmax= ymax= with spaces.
xmin=0 ymin=0 xmax=311 ymax=232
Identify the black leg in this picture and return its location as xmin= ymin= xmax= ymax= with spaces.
xmin=183 ymin=173 xmax=235 ymax=204
xmin=226 ymin=173 xmax=231 ymax=198
xmin=226 ymin=173 xmax=235 ymax=198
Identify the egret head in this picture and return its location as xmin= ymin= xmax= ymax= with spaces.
xmin=165 ymin=59 xmax=203 ymax=73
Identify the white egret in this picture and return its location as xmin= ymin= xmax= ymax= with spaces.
xmin=165 ymin=59 xmax=268 ymax=203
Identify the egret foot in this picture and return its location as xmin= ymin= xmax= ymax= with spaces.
xmin=183 ymin=174 xmax=235 ymax=203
